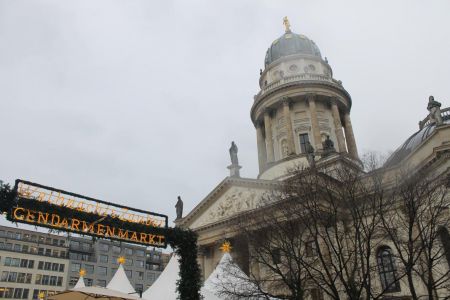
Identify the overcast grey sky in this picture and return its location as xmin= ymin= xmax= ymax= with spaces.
xmin=1 ymin=0 xmax=449 ymax=229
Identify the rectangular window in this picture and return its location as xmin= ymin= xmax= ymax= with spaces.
xmin=49 ymin=276 xmax=57 ymax=286
xmin=45 ymin=249 xmax=51 ymax=256
xmin=71 ymin=263 xmax=81 ymax=272
xmin=20 ymin=259 xmax=28 ymax=268
xmin=85 ymin=264 xmax=94 ymax=274
xmin=59 ymin=264 xmax=65 ymax=272
xmin=98 ymin=266 xmax=107 ymax=276
xmin=136 ymin=260 xmax=144 ymax=268
xmin=97 ymin=279 xmax=106 ymax=287
xmin=99 ymin=255 xmax=108 ymax=263
xmin=135 ymin=284 xmax=143 ymax=292
xmin=22 ymin=289 xmax=29 ymax=299
xmin=38 ymin=248 xmax=44 ymax=255
xmin=69 ymin=277 xmax=78 ymax=286
xmin=42 ymin=275 xmax=49 ymax=285
xmin=99 ymin=244 xmax=109 ymax=252
xmin=299 ymin=133 xmax=310 ymax=153
xmin=35 ymin=274 xmax=42 ymax=285
xmin=14 ymin=288 xmax=22 ymax=299
xmin=1 ymin=271 xmax=8 ymax=281
xmin=8 ymin=272 xmax=17 ymax=282
xmin=28 ymin=260 xmax=34 ymax=269
xmin=17 ymin=272 xmax=25 ymax=283
xmin=52 ymin=263 xmax=59 ymax=271
xmin=125 ymin=270 xmax=132 ymax=278
xmin=13 ymin=244 xmax=21 ymax=251
xmin=112 ymin=245 xmax=121 ymax=254
xmin=137 ymin=271 xmax=144 ymax=280
xmin=85 ymin=278 xmax=93 ymax=286
xmin=44 ymin=262 xmax=51 ymax=270
xmin=125 ymin=259 xmax=133 ymax=266
xmin=57 ymin=276 xmax=63 ymax=286
xmin=38 ymin=261 xmax=44 ymax=270
xmin=135 ymin=249 xmax=144 ymax=257
xmin=124 ymin=248 xmax=133 ymax=255
xmin=306 ymin=240 xmax=317 ymax=257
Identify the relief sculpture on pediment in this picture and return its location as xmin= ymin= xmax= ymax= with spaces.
xmin=200 ymin=189 xmax=259 ymax=227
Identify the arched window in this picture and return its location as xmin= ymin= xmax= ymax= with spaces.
xmin=438 ymin=227 xmax=450 ymax=268
xmin=377 ymin=246 xmax=400 ymax=292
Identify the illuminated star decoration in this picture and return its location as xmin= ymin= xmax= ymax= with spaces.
xmin=79 ymin=269 xmax=86 ymax=277
xmin=220 ymin=241 xmax=232 ymax=253
xmin=117 ymin=256 xmax=126 ymax=265
xmin=38 ymin=292 xmax=45 ymax=300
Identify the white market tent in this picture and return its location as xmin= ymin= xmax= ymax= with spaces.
xmin=203 ymin=252 xmax=262 ymax=299
xmin=142 ymin=254 xmax=220 ymax=300
xmin=107 ymin=264 xmax=136 ymax=294
xmin=73 ymin=275 xmax=86 ymax=289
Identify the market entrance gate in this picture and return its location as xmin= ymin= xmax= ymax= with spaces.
xmin=0 ymin=179 xmax=201 ymax=300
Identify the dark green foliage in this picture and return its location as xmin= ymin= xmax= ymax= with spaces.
xmin=0 ymin=184 xmax=201 ymax=300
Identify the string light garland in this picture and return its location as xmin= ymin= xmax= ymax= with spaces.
xmin=0 ymin=183 xmax=202 ymax=300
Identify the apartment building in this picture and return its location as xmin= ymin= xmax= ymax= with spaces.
xmin=0 ymin=225 xmax=69 ymax=300
xmin=67 ymin=236 xmax=163 ymax=293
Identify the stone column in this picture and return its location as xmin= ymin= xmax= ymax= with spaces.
xmin=282 ymin=98 xmax=295 ymax=155
xmin=256 ymin=121 xmax=267 ymax=171
xmin=307 ymin=94 xmax=323 ymax=151
xmin=264 ymin=110 xmax=275 ymax=163
xmin=343 ymin=113 xmax=359 ymax=159
xmin=331 ymin=100 xmax=347 ymax=153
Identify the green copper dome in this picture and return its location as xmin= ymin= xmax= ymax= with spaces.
xmin=264 ymin=31 xmax=322 ymax=67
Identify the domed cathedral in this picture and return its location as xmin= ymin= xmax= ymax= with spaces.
xmin=253 ymin=17 xmax=360 ymax=180
xmin=176 ymin=18 xmax=450 ymax=297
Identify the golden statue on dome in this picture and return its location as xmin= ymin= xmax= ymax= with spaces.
xmin=283 ymin=16 xmax=291 ymax=32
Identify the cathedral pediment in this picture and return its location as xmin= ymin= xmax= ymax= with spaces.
xmin=177 ymin=177 xmax=274 ymax=230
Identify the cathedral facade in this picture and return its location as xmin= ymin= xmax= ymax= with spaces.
xmin=177 ymin=19 xmax=450 ymax=299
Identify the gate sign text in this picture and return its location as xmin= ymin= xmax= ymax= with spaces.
xmin=12 ymin=180 xmax=168 ymax=248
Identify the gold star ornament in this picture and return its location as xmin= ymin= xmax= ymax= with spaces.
xmin=117 ymin=256 xmax=126 ymax=265
xmin=38 ymin=292 xmax=45 ymax=300
xmin=220 ymin=241 xmax=232 ymax=253
xmin=79 ymin=269 xmax=86 ymax=277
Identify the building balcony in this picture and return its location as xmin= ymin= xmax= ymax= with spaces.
xmin=254 ymin=73 xmax=342 ymax=102
xmin=69 ymin=244 xmax=95 ymax=253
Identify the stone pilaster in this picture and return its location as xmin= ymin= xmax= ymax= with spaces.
xmin=307 ymin=94 xmax=323 ymax=151
xmin=264 ymin=110 xmax=275 ymax=163
xmin=331 ymin=100 xmax=347 ymax=153
xmin=343 ymin=113 xmax=359 ymax=159
xmin=256 ymin=121 xmax=267 ymax=171
xmin=282 ymin=98 xmax=295 ymax=155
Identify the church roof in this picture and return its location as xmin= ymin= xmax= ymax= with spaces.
xmin=384 ymin=116 xmax=450 ymax=168
xmin=265 ymin=31 xmax=322 ymax=67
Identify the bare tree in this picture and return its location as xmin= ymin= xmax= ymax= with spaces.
xmin=214 ymin=156 xmax=449 ymax=300
xmin=381 ymin=170 xmax=450 ymax=300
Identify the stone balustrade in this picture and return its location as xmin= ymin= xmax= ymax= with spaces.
xmin=255 ymin=73 xmax=340 ymax=101
xmin=419 ymin=107 xmax=450 ymax=129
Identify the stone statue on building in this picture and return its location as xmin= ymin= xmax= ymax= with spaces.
xmin=175 ymin=196 xmax=183 ymax=219
xmin=427 ymin=95 xmax=443 ymax=126
xmin=229 ymin=141 xmax=239 ymax=165
xmin=227 ymin=141 xmax=241 ymax=177
xmin=322 ymin=135 xmax=336 ymax=157
xmin=305 ymin=141 xmax=315 ymax=167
